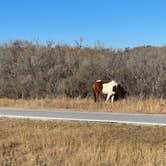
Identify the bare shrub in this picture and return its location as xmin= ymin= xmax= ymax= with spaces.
xmin=0 ymin=41 xmax=165 ymax=98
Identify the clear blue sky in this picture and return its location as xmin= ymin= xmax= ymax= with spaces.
xmin=0 ymin=0 xmax=166 ymax=48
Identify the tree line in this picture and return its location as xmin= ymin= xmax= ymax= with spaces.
xmin=0 ymin=40 xmax=165 ymax=99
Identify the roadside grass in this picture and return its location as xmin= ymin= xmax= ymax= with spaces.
xmin=0 ymin=97 xmax=165 ymax=114
xmin=0 ymin=118 xmax=165 ymax=166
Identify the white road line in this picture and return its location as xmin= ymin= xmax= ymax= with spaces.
xmin=1 ymin=114 xmax=166 ymax=126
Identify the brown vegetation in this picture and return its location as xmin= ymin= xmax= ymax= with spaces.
xmin=0 ymin=118 xmax=165 ymax=165
xmin=0 ymin=97 xmax=166 ymax=114
xmin=0 ymin=41 xmax=166 ymax=99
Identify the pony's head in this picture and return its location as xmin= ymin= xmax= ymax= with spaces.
xmin=113 ymin=84 xmax=128 ymax=101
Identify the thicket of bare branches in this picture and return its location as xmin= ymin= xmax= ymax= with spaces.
xmin=0 ymin=40 xmax=165 ymax=99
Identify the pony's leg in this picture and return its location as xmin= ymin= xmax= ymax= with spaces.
xmin=111 ymin=95 xmax=115 ymax=102
xmin=98 ymin=93 xmax=102 ymax=102
xmin=99 ymin=93 xmax=103 ymax=101
xmin=95 ymin=92 xmax=100 ymax=102
xmin=93 ymin=91 xmax=97 ymax=102
xmin=105 ymin=93 xmax=112 ymax=103
xmin=96 ymin=93 xmax=99 ymax=102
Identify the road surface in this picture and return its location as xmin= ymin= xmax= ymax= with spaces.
xmin=0 ymin=109 xmax=166 ymax=126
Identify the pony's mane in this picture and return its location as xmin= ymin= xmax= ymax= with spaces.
xmin=96 ymin=80 xmax=111 ymax=84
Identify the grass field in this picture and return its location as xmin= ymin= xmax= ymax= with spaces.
xmin=0 ymin=97 xmax=165 ymax=114
xmin=0 ymin=118 xmax=165 ymax=166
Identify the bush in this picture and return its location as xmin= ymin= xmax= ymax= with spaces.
xmin=0 ymin=41 xmax=165 ymax=98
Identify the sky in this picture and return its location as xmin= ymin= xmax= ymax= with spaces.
xmin=0 ymin=0 xmax=166 ymax=48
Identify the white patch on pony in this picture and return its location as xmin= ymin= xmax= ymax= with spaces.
xmin=96 ymin=80 xmax=102 ymax=82
xmin=102 ymin=80 xmax=118 ymax=102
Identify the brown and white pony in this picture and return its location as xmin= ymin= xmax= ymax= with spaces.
xmin=92 ymin=80 xmax=127 ymax=102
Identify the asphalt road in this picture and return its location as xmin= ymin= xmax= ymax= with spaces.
xmin=0 ymin=109 xmax=166 ymax=126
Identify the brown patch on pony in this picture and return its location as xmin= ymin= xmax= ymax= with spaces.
xmin=93 ymin=81 xmax=102 ymax=102
xmin=92 ymin=80 xmax=109 ymax=102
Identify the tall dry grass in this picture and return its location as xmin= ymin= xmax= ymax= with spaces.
xmin=0 ymin=97 xmax=165 ymax=114
xmin=0 ymin=118 xmax=165 ymax=165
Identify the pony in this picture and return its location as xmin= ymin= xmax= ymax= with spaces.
xmin=92 ymin=80 xmax=127 ymax=102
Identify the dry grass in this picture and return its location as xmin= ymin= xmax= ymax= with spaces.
xmin=0 ymin=118 xmax=165 ymax=166
xmin=0 ymin=97 xmax=166 ymax=114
